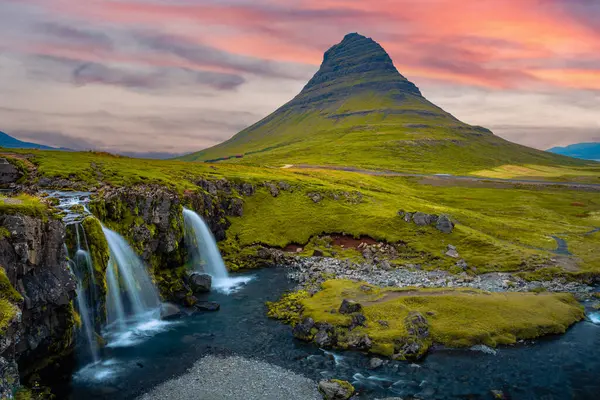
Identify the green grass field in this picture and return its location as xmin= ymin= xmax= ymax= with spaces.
xmin=3 ymin=149 xmax=599 ymax=277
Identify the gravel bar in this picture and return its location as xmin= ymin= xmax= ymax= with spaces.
xmin=137 ymin=355 xmax=321 ymax=400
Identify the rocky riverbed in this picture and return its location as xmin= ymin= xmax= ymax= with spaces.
xmin=285 ymin=255 xmax=596 ymax=299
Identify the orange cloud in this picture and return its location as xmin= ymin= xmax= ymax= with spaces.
xmin=11 ymin=0 xmax=600 ymax=91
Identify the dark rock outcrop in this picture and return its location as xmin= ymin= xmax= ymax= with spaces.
xmin=346 ymin=332 xmax=372 ymax=350
xmin=314 ymin=323 xmax=336 ymax=348
xmin=0 ymin=158 xmax=21 ymax=186
xmin=339 ymin=299 xmax=362 ymax=314
xmin=392 ymin=312 xmax=429 ymax=360
xmin=350 ymin=313 xmax=367 ymax=329
xmin=189 ymin=273 xmax=212 ymax=293
xmin=436 ymin=215 xmax=454 ymax=233
xmin=195 ymin=301 xmax=220 ymax=312
xmin=0 ymin=213 xmax=76 ymax=395
xmin=292 ymin=317 xmax=315 ymax=341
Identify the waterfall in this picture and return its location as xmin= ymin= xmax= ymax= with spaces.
xmin=66 ymin=223 xmax=100 ymax=363
xmin=101 ymin=227 xmax=161 ymax=328
xmin=182 ymin=208 xmax=252 ymax=293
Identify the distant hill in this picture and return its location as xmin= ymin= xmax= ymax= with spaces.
xmin=548 ymin=142 xmax=600 ymax=161
xmin=0 ymin=131 xmax=55 ymax=150
xmin=179 ymin=33 xmax=585 ymax=174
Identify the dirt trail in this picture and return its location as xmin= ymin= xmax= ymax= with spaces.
xmin=286 ymin=164 xmax=600 ymax=191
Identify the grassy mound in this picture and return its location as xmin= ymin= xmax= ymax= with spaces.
xmin=268 ymin=280 xmax=585 ymax=359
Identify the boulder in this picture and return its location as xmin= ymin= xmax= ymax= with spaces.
xmin=314 ymin=329 xmax=335 ymax=348
xmin=456 ymin=259 xmax=468 ymax=270
xmin=346 ymin=333 xmax=372 ymax=350
xmin=189 ymin=272 xmax=212 ymax=293
xmin=436 ymin=215 xmax=454 ymax=233
xmin=278 ymin=181 xmax=291 ymax=191
xmin=237 ymin=182 xmax=255 ymax=196
xmin=318 ymin=379 xmax=355 ymax=400
xmin=308 ymin=192 xmax=323 ymax=203
xmin=445 ymin=245 xmax=459 ymax=258
xmin=160 ymin=303 xmax=183 ymax=320
xmin=339 ymin=299 xmax=362 ymax=314
xmin=350 ymin=313 xmax=367 ymax=329
xmin=292 ymin=317 xmax=315 ymax=341
xmin=0 ymin=159 xmax=21 ymax=186
xmin=195 ymin=301 xmax=220 ymax=312
xmin=184 ymin=295 xmax=198 ymax=307
xmin=412 ymin=212 xmax=438 ymax=226
xmin=369 ymin=357 xmax=384 ymax=370
xmin=264 ymin=182 xmax=280 ymax=197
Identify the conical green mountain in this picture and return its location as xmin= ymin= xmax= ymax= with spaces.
xmin=181 ymin=33 xmax=584 ymax=173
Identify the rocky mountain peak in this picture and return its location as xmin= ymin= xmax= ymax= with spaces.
xmin=300 ymin=32 xmax=421 ymax=97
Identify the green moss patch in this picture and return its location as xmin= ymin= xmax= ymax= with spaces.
xmin=269 ymin=280 xmax=585 ymax=359
xmin=0 ymin=194 xmax=50 ymax=219
xmin=0 ymin=266 xmax=22 ymax=334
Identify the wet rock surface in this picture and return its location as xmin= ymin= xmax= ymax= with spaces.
xmin=160 ymin=303 xmax=183 ymax=320
xmin=194 ymin=301 xmax=220 ymax=312
xmin=188 ymin=272 xmax=212 ymax=293
xmin=0 ymin=213 xmax=76 ymax=395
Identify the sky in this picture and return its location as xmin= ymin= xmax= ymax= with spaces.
xmin=0 ymin=0 xmax=599 ymax=157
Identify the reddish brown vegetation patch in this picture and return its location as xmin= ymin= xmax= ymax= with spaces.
xmin=283 ymin=243 xmax=303 ymax=252
xmin=330 ymin=234 xmax=377 ymax=249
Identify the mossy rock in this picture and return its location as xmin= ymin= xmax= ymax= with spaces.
xmin=318 ymin=379 xmax=355 ymax=400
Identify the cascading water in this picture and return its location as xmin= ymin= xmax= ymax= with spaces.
xmin=101 ymin=227 xmax=161 ymax=331
xmin=182 ymin=208 xmax=252 ymax=293
xmin=66 ymin=229 xmax=100 ymax=363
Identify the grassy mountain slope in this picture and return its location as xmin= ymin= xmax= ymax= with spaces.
xmin=0 ymin=131 xmax=55 ymax=150
xmin=180 ymin=33 xmax=588 ymax=174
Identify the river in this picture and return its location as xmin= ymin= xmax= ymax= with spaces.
xmin=47 ymin=267 xmax=600 ymax=399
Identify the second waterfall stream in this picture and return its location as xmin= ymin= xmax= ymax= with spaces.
xmin=182 ymin=208 xmax=253 ymax=294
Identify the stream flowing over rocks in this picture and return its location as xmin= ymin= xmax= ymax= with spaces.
xmin=285 ymin=256 xmax=596 ymax=298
